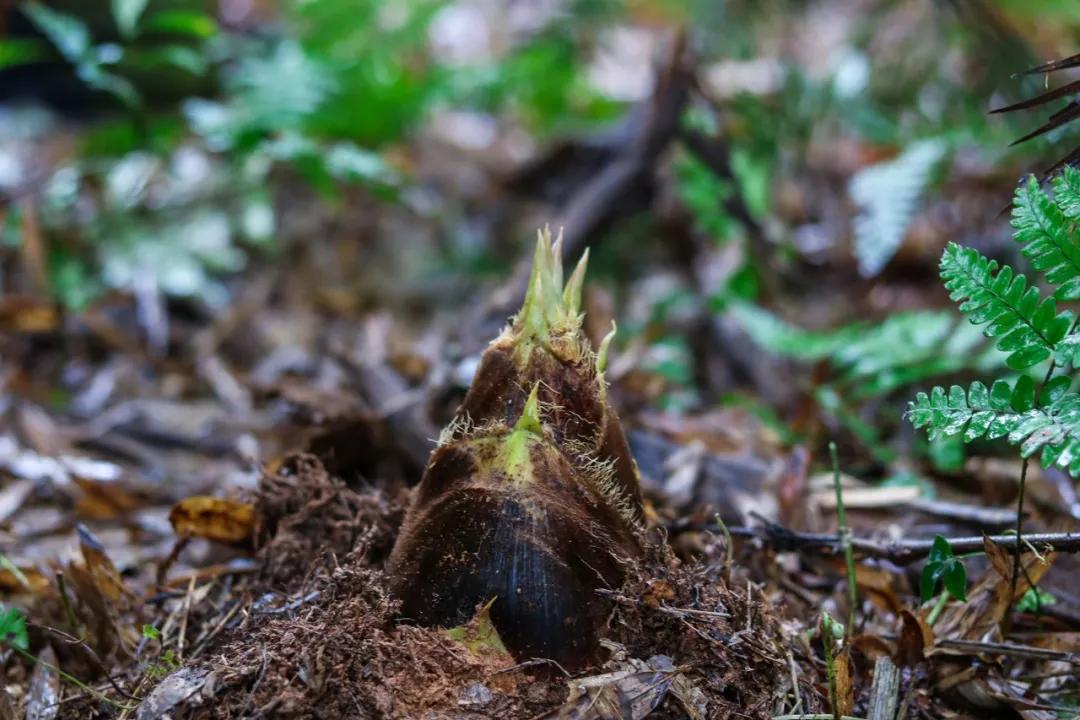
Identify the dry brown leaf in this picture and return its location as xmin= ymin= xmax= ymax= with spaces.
xmin=934 ymin=551 xmax=1055 ymax=642
xmin=834 ymin=647 xmax=855 ymax=717
xmin=552 ymin=656 xmax=683 ymax=720
xmin=1028 ymin=631 xmax=1080 ymax=654
xmin=0 ymin=296 xmax=57 ymax=334
xmin=0 ymin=478 xmax=34 ymax=524
xmin=0 ymin=563 xmax=49 ymax=595
xmin=169 ymin=496 xmax=256 ymax=545
xmin=135 ymin=667 xmax=214 ymax=720
xmin=982 ymin=536 xmax=1012 ymax=580
xmin=73 ymin=477 xmax=143 ymax=520
xmin=64 ymin=525 xmax=139 ymax=658
xmin=897 ymin=609 xmax=934 ymax=667
xmin=980 ymin=669 xmax=1059 ymax=720
xmin=936 ymin=662 xmax=1061 ymax=719
xmin=851 ymin=633 xmax=894 ymax=662
xmin=851 ymin=562 xmax=903 ymax=615
xmin=669 ymin=672 xmax=708 ymax=720
xmin=79 ymin=525 xmax=134 ymax=605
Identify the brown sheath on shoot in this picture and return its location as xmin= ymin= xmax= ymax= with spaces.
xmin=387 ymin=228 xmax=644 ymax=669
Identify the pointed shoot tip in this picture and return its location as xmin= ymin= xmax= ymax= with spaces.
xmin=514 ymin=382 xmax=544 ymax=435
xmin=596 ymin=321 xmax=616 ymax=375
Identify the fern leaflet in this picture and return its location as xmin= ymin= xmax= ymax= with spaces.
xmin=850 ymin=139 xmax=947 ymax=277
xmin=1052 ymin=165 xmax=1080 ymax=222
xmin=939 ymin=243 xmax=1073 ymax=370
xmin=908 ymin=378 xmax=1080 ymax=475
xmin=1011 ymin=174 xmax=1080 ymax=299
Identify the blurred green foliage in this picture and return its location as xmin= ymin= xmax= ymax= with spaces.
xmin=4 ymin=0 xmax=629 ymax=308
xmin=4 ymin=0 xmax=1079 ymax=481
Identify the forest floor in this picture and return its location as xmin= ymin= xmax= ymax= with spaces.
xmin=3 ymin=6 xmax=1080 ymax=720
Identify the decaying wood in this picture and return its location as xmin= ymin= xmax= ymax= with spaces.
xmin=868 ymin=655 xmax=900 ymax=720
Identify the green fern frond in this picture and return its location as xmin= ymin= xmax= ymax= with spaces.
xmin=1052 ymin=166 xmax=1080 ymax=222
xmin=733 ymin=304 xmax=1003 ymax=398
xmin=850 ymin=139 xmax=947 ymax=277
xmin=939 ymin=243 xmax=1074 ymax=370
xmin=908 ymin=378 xmax=1080 ymax=475
xmin=1011 ymin=174 xmax=1080 ymax=300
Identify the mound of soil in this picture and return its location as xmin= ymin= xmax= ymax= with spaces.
xmin=138 ymin=456 xmax=797 ymax=719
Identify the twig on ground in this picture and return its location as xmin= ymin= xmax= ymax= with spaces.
xmin=29 ymin=624 xmax=140 ymax=701
xmin=177 ymin=575 xmax=196 ymax=660
xmin=934 ymin=638 xmax=1080 ymax=665
xmin=786 ymin=650 xmax=803 ymax=716
xmin=667 ymin=517 xmax=1080 ymax=565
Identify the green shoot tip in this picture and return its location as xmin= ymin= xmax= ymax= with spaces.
xmin=514 ymin=383 xmax=544 ymax=436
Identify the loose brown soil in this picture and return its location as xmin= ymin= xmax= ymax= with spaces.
xmin=134 ymin=455 xmax=796 ymax=719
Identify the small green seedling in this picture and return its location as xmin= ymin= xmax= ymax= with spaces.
xmin=142 ymin=623 xmax=179 ymax=679
xmin=1015 ymin=587 xmax=1056 ymax=613
xmin=0 ymin=606 xmax=29 ymax=651
xmin=820 ymin=612 xmax=845 ymax=720
xmin=920 ymin=535 xmax=967 ymax=604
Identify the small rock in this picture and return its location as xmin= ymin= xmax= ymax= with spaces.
xmin=458 ymin=682 xmax=492 ymax=708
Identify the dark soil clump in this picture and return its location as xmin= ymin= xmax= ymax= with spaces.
xmin=255 ymin=454 xmax=406 ymax=586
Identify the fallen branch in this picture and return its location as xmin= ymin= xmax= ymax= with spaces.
xmin=934 ymin=638 xmax=1080 ymax=665
xmin=669 ymin=517 xmax=1080 ymax=565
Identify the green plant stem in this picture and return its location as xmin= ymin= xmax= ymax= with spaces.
xmin=0 ymin=554 xmax=31 ymax=591
xmin=1009 ymin=457 xmax=1031 ymax=610
xmin=823 ymin=630 xmax=840 ymax=720
xmin=926 ymin=591 xmax=949 ymax=626
xmin=55 ymin=572 xmax=78 ymax=631
xmin=830 ymin=442 xmax=858 ymax=635
xmin=1010 ymin=321 xmax=1075 ymax=610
